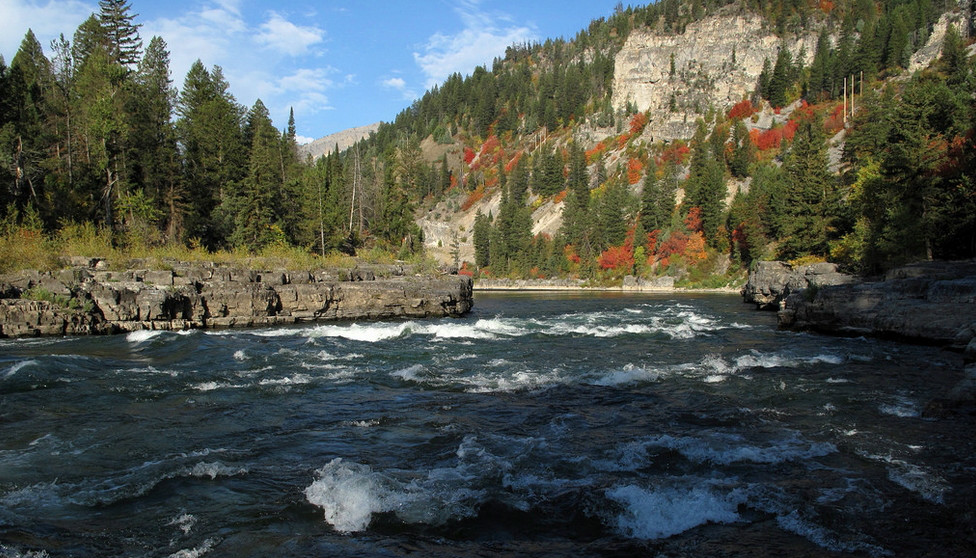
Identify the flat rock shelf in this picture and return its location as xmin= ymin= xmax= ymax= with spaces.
xmin=0 ymin=262 xmax=473 ymax=337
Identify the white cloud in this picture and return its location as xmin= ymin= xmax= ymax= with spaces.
xmin=413 ymin=0 xmax=536 ymax=89
xmin=281 ymin=67 xmax=336 ymax=92
xmin=382 ymin=77 xmax=406 ymax=90
xmin=0 ymin=0 xmax=95 ymax=61
xmin=256 ymin=12 xmax=324 ymax=56
xmin=295 ymin=134 xmax=315 ymax=145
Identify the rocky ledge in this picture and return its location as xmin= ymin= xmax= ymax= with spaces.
xmin=745 ymin=260 xmax=976 ymax=405
xmin=0 ymin=261 xmax=473 ymax=337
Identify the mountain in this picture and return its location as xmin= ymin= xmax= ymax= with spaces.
xmin=300 ymin=123 xmax=382 ymax=160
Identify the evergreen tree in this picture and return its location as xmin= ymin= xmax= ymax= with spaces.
xmin=473 ymin=208 xmax=491 ymax=269
xmin=177 ymin=61 xmax=246 ymax=247
xmin=780 ymin=116 xmax=835 ymax=258
xmin=98 ymin=0 xmax=142 ymax=68
xmin=561 ymin=143 xmax=591 ymax=247
xmin=126 ymin=36 xmax=180 ymax=241
xmin=228 ymin=100 xmax=278 ymax=251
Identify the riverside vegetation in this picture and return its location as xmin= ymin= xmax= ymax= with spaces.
xmin=0 ymin=0 xmax=974 ymax=287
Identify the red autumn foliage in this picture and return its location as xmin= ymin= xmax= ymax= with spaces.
xmin=463 ymin=147 xmax=476 ymax=165
xmin=616 ymin=132 xmax=632 ymax=150
xmin=629 ymin=112 xmax=649 ymax=135
xmin=727 ymin=99 xmax=756 ymax=120
xmin=646 ymin=229 xmax=660 ymax=254
xmin=627 ymin=157 xmax=644 ymax=185
xmin=684 ymin=206 xmax=703 ymax=233
xmin=458 ymin=262 xmax=474 ymax=277
xmin=585 ymin=142 xmax=606 ymax=164
xmin=564 ymin=244 xmax=581 ymax=264
xmin=598 ymin=243 xmax=635 ymax=271
xmin=659 ymin=143 xmax=690 ymax=165
xmin=751 ymin=120 xmax=799 ymax=151
xmin=819 ymin=0 xmax=834 ymax=13
xmin=505 ymin=150 xmax=524 ymax=173
xmin=823 ymin=104 xmax=845 ymax=135
xmin=553 ymin=189 xmax=568 ymax=204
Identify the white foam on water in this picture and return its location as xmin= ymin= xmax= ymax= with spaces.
xmin=878 ymin=395 xmax=920 ymax=418
xmin=606 ymin=484 xmax=742 ymax=539
xmin=777 ymin=511 xmax=892 ymax=557
xmin=167 ymin=538 xmax=216 ymax=558
xmin=826 ymin=377 xmax=850 ymax=384
xmin=608 ymin=431 xmax=837 ymax=469
xmin=391 ymin=364 xmax=425 ymax=382
xmin=232 ymin=350 xmax=248 ymax=361
xmin=167 ymin=512 xmax=197 ymax=535
xmin=886 ymin=461 xmax=949 ymax=504
xmin=2 ymin=359 xmax=38 ymax=380
xmin=304 ymin=458 xmax=399 ymax=533
xmin=0 ymin=545 xmax=50 ymax=558
xmin=258 ymin=374 xmax=311 ymax=387
xmin=310 ymin=322 xmax=412 ymax=342
xmin=185 ymin=461 xmax=248 ymax=480
xmin=192 ymin=381 xmax=245 ymax=392
xmin=126 ymin=330 xmax=165 ymax=343
xmin=703 ymin=375 xmax=727 ymax=383
xmin=589 ymin=364 xmax=663 ymax=386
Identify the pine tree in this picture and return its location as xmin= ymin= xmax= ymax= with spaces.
xmin=473 ymin=209 xmax=491 ymax=269
xmin=98 ymin=0 xmax=142 ymax=68
xmin=126 ymin=36 xmax=180 ymax=241
xmin=176 ymin=61 xmax=246 ymax=247
xmin=228 ymin=100 xmax=278 ymax=251
xmin=780 ymin=116 xmax=835 ymax=259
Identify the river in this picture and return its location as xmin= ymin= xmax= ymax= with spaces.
xmin=1 ymin=292 xmax=973 ymax=557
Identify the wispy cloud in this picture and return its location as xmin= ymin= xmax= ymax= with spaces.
xmin=0 ymin=0 xmax=95 ymax=60
xmin=381 ymin=75 xmax=417 ymax=101
xmin=255 ymin=12 xmax=324 ymax=56
xmin=413 ymin=0 xmax=536 ymax=89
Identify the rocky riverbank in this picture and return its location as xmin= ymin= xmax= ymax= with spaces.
xmin=744 ymin=259 xmax=976 ymax=405
xmin=0 ymin=261 xmax=473 ymax=337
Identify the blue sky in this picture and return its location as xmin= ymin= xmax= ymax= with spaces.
xmin=1 ymin=0 xmax=630 ymax=143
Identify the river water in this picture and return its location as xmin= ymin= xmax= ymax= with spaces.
xmin=1 ymin=292 xmax=974 ymax=557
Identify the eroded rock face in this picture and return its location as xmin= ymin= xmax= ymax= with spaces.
xmin=742 ymin=261 xmax=856 ymax=310
xmin=612 ymin=12 xmax=818 ymax=141
xmin=778 ymin=260 xmax=976 ymax=347
xmin=0 ymin=263 xmax=473 ymax=337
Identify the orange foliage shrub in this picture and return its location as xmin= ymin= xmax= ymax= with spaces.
xmin=823 ymin=105 xmax=845 ymax=135
xmin=684 ymin=206 xmax=703 ymax=233
xmin=598 ymin=243 xmax=635 ymax=271
xmin=627 ymin=158 xmax=644 ymax=185
xmin=585 ymin=142 xmax=606 ymax=164
xmin=460 ymin=185 xmax=485 ymax=212
xmin=505 ymin=150 xmax=523 ymax=173
xmin=616 ymin=132 xmax=632 ymax=150
xmin=629 ymin=112 xmax=649 ymax=135
xmin=564 ymin=244 xmax=581 ymax=264
xmin=659 ymin=143 xmax=690 ymax=165
xmin=553 ymin=189 xmax=568 ymax=204
xmin=727 ymin=99 xmax=756 ymax=120
xmin=819 ymin=0 xmax=834 ymax=13
xmin=458 ymin=262 xmax=474 ymax=277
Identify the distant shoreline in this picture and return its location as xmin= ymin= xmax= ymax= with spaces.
xmin=473 ymin=280 xmax=740 ymax=295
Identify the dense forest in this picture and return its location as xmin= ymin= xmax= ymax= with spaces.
xmin=1 ymin=0 xmax=974 ymax=280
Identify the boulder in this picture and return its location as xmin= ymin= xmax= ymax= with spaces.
xmin=742 ymin=261 xmax=855 ymax=310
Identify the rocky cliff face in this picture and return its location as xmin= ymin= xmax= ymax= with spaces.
xmin=0 ymin=262 xmax=473 ymax=337
xmin=742 ymin=260 xmax=857 ymax=310
xmin=778 ymin=260 xmax=976 ymax=347
xmin=612 ymin=11 xmax=817 ymax=141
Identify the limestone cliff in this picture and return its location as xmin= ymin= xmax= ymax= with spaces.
xmin=0 ymin=262 xmax=473 ymax=337
xmin=612 ymin=11 xmax=817 ymax=141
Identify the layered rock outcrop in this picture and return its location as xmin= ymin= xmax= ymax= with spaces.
xmin=742 ymin=260 xmax=857 ymax=310
xmin=0 ymin=262 xmax=473 ymax=337
xmin=612 ymin=11 xmax=818 ymax=141
xmin=777 ymin=260 xmax=976 ymax=347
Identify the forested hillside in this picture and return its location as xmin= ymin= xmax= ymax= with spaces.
xmin=1 ymin=0 xmax=974 ymax=282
